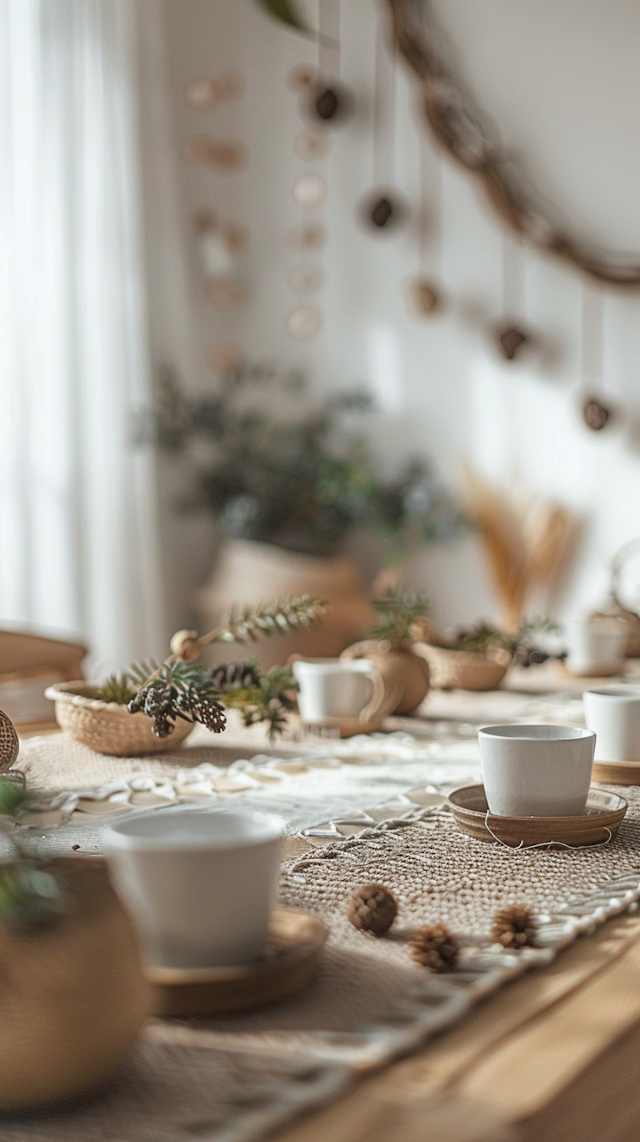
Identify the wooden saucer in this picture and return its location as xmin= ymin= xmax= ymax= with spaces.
xmin=148 ymin=909 xmax=327 ymax=1018
xmin=593 ymin=759 xmax=640 ymax=786
xmin=449 ymin=785 xmax=627 ymax=847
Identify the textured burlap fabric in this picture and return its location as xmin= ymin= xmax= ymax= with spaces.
xmin=2 ymin=781 xmax=640 ymax=1141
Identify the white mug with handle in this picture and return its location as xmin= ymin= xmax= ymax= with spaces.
xmin=292 ymin=657 xmax=388 ymax=728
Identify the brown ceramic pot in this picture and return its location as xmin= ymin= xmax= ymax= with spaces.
xmin=341 ymin=639 xmax=430 ymax=715
xmin=0 ymin=857 xmax=152 ymax=1112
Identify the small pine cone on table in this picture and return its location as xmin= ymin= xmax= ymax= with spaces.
xmin=347 ymin=883 xmax=398 ymax=937
xmin=410 ymin=924 xmax=460 ymax=972
xmin=491 ymin=904 xmax=537 ymax=949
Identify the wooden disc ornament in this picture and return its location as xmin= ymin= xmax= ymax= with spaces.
xmin=288 ymin=263 xmax=325 ymax=293
xmin=292 ymin=173 xmax=327 ymax=208
xmin=205 ymin=277 xmax=244 ymax=309
xmin=184 ymin=73 xmax=245 ymax=111
xmin=288 ymin=222 xmax=328 ymax=251
xmin=285 ymin=303 xmax=323 ymax=340
xmin=294 ymin=129 xmax=331 ymax=161
xmin=287 ymin=65 xmax=320 ymax=94
xmin=182 ymin=136 xmax=247 ymax=172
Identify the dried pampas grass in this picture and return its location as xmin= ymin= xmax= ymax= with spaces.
xmin=464 ymin=467 xmax=574 ymax=633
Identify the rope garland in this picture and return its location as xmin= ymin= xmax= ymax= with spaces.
xmin=386 ymin=0 xmax=640 ymax=288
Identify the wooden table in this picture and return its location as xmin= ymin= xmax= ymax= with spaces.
xmin=275 ymin=909 xmax=640 ymax=1142
xmin=19 ymin=673 xmax=640 ymax=1142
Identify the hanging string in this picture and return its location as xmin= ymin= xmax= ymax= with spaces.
xmin=373 ymin=16 xmax=395 ymax=187
xmin=502 ymin=233 xmax=525 ymax=318
xmin=580 ymin=284 xmax=611 ymax=429
xmin=318 ymin=0 xmax=340 ymax=78
xmin=581 ymin=284 xmax=604 ymax=395
xmin=418 ymin=140 xmax=443 ymax=278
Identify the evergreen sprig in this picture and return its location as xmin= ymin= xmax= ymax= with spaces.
xmin=212 ymin=596 xmax=325 ymax=644
xmin=126 ymin=657 xmax=297 ymax=740
xmin=370 ymin=589 xmax=431 ymax=642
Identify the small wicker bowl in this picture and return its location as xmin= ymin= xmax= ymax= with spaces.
xmin=45 ymin=681 xmax=195 ymax=757
xmin=423 ymin=645 xmax=510 ymax=691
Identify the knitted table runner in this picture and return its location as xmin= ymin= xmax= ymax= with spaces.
xmin=4 ymin=781 xmax=640 ymax=1142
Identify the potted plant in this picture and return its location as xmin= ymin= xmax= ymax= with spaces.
xmin=46 ymin=595 xmax=323 ymax=755
xmin=0 ymin=772 xmax=151 ymax=1110
xmin=341 ymin=588 xmax=433 ymax=715
xmin=139 ymin=363 xmax=467 ymax=664
xmin=424 ymin=619 xmax=559 ymax=692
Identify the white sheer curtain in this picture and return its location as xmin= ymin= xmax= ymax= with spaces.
xmin=0 ymin=0 xmax=165 ymax=671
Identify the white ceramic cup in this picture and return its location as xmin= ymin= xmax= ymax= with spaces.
xmin=292 ymin=657 xmax=385 ymax=724
xmin=478 ymin=724 xmax=596 ymax=817
xmin=583 ymin=687 xmax=640 ymax=762
xmin=104 ymin=808 xmax=284 ymax=969
xmin=564 ymin=617 xmax=627 ymax=676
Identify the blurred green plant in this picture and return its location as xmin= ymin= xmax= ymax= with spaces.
xmin=138 ymin=363 xmax=468 ymax=559
xmin=0 ymin=776 xmax=66 ymax=931
xmin=370 ymin=588 xmax=431 ymax=642
xmin=452 ymin=617 xmax=561 ymax=666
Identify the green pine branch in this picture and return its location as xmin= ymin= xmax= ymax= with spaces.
xmin=370 ymin=589 xmax=431 ymax=642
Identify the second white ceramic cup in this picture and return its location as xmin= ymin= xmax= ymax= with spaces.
xmin=564 ymin=617 xmax=627 ymax=676
xmin=104 ymin=808 xmax=284 ymax=969
xmin=478 ymin=724 xmax=596 ymax=817
xmin=292 ymin=657 xmax=384 ymax=723
xmin=583 ymin=687 xmax=640 ymax=762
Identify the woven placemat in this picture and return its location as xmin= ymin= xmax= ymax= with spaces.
xmin=3 ymin=782 xmax=640 ymax=1142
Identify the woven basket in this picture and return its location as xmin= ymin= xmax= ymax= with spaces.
xmin=45 ymin=682 xmax=194 ymax=757
xmin=423 ymin=645 xmax=510 ymax=691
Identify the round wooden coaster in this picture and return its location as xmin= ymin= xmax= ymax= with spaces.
xmin=148 ymin=909 xmax=327 ymax=1018
xmin=448 ymin=784 xmax=627 ymax=847
xmin=593 ymin=759 xmax=640 ymax=785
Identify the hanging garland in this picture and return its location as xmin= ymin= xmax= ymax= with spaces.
xmin=385 ymin=0 xmax=640 ymax=288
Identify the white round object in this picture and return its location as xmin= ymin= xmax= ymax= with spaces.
xmin=285 ymin=304 xmax=322 ymax=340
xmin=292 ymin=173 xmax=327 ymax=208
xmin=184 ymin=78 xmax=217 ymax=111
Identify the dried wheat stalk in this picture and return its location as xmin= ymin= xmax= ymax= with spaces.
xmin=464 ymin=468 xmax=573 ymax=632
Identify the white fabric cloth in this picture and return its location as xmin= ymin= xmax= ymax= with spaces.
xmin=0 ymin=0 xmax=164 ymax=670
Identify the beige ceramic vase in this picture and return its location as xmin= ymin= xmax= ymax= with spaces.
xmin=196 ymin=539 xmax=375 ymax=668
xmin=0 ymin=857 xmax=152 ymax=1112
xmin=341 ymin=639 xmax=430 ymax=715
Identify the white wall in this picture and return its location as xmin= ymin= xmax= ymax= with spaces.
xmin=149 ymin=0 xmax=640 ymax=635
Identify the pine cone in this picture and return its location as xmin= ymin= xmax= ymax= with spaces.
xmin=491 ymin=905 xmax=537 ymax=949
xmin=410 ymin=924 xmax=459 ymax=972
xmin=210 ymin=661 xmax=260 ymax=692
xmin=347 ymin=883 xmax=398 ymax=937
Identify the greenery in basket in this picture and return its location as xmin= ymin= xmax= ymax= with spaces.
xmin=452 ymin=617 xmax=561 ymax=667
xmin=369 ymin=588 xmax=431 ymax=642
xmin=96 ymin=596 xmax=323 ymax=742
xmin=137 ymin=362 xmax=467 ymax=558
xmin=0 ymin=776 xmax=66 ymax=931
